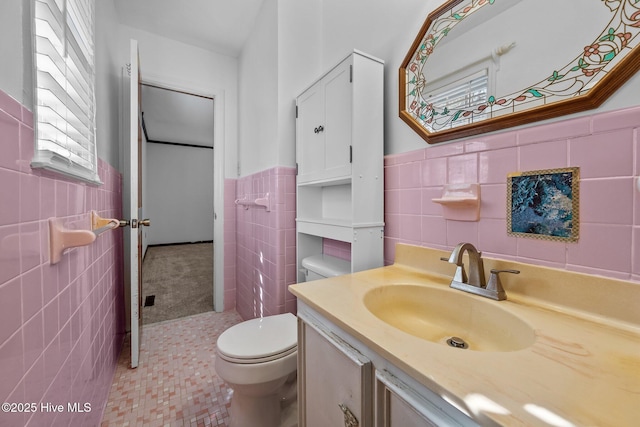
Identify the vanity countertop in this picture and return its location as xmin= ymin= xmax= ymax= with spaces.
xmin=289 ymin=244 xmax=640 ymax=426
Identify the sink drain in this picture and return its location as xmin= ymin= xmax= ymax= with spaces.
xmin=446 ymin=336 xmax=468 ymax=349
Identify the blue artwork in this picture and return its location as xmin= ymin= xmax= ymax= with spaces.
xmin=508 ymin=168 xmax=579 ymax=242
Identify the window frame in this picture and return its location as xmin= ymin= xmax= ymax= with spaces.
xmin=31 ymin=0 xmax=102 ymax=185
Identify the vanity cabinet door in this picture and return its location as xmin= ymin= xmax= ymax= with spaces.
xmin=376 ymin=371 xmax=472 ymax=427
xmin=299 ymin=319 xmax=372 ymax=427
xmin=377 ymin=387 xmax=437 ymax=427
xmin=296 ymin=57 xmax=352 ymax=184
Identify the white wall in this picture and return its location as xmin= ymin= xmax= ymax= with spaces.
xmin=238 ymin=0 xmax=323 ymax=176
xmin=0 ymin=0 xmax=32 ymax=108
xmin=237 ymin=0 xmax=435 ymax=173
xmin=95 ymin=0 xmax=122 ymax=168
xmin=238 ymin=0 xmax=279 ymax=176
xmin=145 ymin=143 xmax=214 ymax=245
xmin=276 ymin=0 xmax=323 ymax=169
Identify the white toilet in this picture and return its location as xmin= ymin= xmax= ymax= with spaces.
xmin=301 ymin=254 xmax=350 ymax=281
xmin=216 ymin=256 xmax=350 ymax=427
xmin=216 ymin=313 xmax=298 ymax=427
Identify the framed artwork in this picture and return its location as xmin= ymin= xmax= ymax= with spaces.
xmin=507 ymin=167 xmax=579 ymax=242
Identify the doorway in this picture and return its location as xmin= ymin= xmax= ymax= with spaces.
xmin=138 ymin=79 xmax=226 ymax=322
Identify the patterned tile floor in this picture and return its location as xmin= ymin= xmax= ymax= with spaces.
xmin=101 ymin=310 xmax=244 ymax=427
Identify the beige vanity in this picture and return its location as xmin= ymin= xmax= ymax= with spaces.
xmin=289 ymin=243 xmax=640 ymax=426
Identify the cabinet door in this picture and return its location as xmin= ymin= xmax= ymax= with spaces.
xmin=300 ymin=320 xmax=372 ymax=427
xmin=376 ymin=371 xmax=473 ymax=427
xmin=378 ymin=387 xmax=438 ymax=427
xmin=297 ymin=80 xmax=325 ymax=180
xmin=296 ymin=57 xmax=352 ymax=183
xmin=323 ymin=59 xmax=352 ymax=177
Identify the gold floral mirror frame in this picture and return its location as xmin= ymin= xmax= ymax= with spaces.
xmin=399 ymin=0 xmax=640 ymax=144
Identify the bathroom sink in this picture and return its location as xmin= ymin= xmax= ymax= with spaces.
xmin=363 ymin=284 xmax=536 ymax=352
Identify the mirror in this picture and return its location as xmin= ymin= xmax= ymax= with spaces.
xmin=399 ymin=0 xmax=640 ymax=144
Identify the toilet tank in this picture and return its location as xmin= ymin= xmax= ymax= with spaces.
xmin=301 ymin=254 xmax=350 ymax=282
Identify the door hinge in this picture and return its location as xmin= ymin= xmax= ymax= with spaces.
xmin=295 ymin=163 xmax=299 ymax=175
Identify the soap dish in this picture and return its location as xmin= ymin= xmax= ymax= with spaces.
xmin=432 ymin=183 xmax=480 ymax=221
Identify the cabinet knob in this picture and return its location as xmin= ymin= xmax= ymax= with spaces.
xmin=314 ymin=125 xmax=325 ymax=134
xmin=338 ymin=403 xmax=359 ymax=427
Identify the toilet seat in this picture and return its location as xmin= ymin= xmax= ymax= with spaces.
xmin=217 ymin=313 xmax=297 ymax=364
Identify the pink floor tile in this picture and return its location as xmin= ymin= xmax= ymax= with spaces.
xmin=101 ymin=311 xmax=243 ymax=427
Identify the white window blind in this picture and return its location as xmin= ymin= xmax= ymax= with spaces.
xmin=32 ymin=0 xmax=101 ymax=184
xmin=426 ymin=69 xmax=489 ymax=127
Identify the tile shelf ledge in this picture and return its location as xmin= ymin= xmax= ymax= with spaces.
xmin=431 ymin=197 xmax=477 ymax=206
xmin=432 ymin=183 xmax=480 ymax=221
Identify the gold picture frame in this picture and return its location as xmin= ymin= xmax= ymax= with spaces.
xmin=507 ymin=167 xmax=579 ymax=242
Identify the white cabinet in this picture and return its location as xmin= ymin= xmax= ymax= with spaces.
xmin=296 ymin=57 xmax=352 ymax=183
xmin=296 ymin=50 xmax=384 ymax=279
xmin=297 ymin=304 xmax=479 ymax=427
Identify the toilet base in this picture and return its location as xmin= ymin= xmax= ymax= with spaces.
xmin=228 ymin=374 xmax=297 ymax=427
xmin=229 ymin=390 xmax=281 ymax=427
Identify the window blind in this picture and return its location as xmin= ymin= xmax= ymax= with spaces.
xmin=426 ymin=69 xmax=489 ymax=127
xmin=32 ymin=0 xmax=101 ymax=184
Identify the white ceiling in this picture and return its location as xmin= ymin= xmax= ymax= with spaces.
xmin=141 ymin=85 xmax=214 ymax=147
xmin=115 ymin=0 xmax=265 ymax=147
xmin=114 ymin=0 xmax=265 ymax=57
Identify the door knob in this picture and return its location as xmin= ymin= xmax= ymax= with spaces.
xmin=117 ymin=219 xmax=150 ymax=228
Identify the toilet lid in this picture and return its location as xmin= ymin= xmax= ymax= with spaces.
xmin=217 ymin=313 xmax=297 ymax=362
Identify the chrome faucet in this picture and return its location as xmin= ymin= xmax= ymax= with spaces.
xmin=441 ymin=243 xmax=519 ymax=301
xmin=446 ymin=243 xmax=486 ymax=288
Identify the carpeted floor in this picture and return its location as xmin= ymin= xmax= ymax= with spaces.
xmin=142 ymin=242 xmax=214 ymax=324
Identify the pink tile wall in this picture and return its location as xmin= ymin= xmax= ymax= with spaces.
xmin=323 ymin=238 xmax=351 ymax=261
xmin=223 ymin=179 xmax=237 ymax=311
xmin=234 ymin=167 xmax=297 ymax=320
xmin=0 ymin=90 xmax=125 ymax=426
xmin=385 ymin=105 xmax=640 ymax=283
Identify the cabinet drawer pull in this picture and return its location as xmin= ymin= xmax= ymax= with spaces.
xmin=338 ymin=403 xmax=359 ymax=427
xmin=314 ymin=125 xmax=325 ymax=134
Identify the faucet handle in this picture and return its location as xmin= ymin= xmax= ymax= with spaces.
xmin=490 ymin=269 xmax=520 ymax=275
xmin=486 ymin=269 xmax=520 ymax=300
